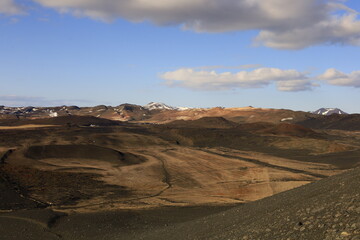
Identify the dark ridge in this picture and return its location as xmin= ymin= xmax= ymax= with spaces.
xmin=166 ymin=117 xmax=238 ymax=128
xmin=25 ymin=145 xmax=146 ymax=166
xmin=118 ymin=103 xmax=144 ymax=111
xmin=258 ymin=123 xmax=317 ymax=137
xmin=65 ymin=105 xmax=80 ymax=110
xmin=0 ymin=115 xmax=122 ymax=127
xmin=297 ymin=114 xmax=360 ymax=130
xmin=236 ymin=122 xmax=317 ymax=138
xmin=235 ymin=122 xmax=274 ymax=131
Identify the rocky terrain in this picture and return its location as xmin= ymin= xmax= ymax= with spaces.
xmin=0 ymin=105 xmax=359 ymax=239
xmin=138 ymin=166 xmax=360 ymax=240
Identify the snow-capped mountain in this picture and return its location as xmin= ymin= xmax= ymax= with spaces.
xmin=313 ymin=108 xmax=347 ymax=116
xmin=143 ymin=102 xmax=177 ymax=111
xmin=143 ymin=102 xmax=192 ymax=111
xmin=0 ymin=103 xmax=193 ymax=121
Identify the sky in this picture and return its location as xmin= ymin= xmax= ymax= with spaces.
xmin=1 ymin=0 xmax=360 ymax=113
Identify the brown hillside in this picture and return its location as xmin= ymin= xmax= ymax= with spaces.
xmin=297 ymin=114 xmax=360 ymax=131
xmin=166 ymin=117 xmax=238 ymax=128
xmin=259 ymin=123 xmax=317 ymax=137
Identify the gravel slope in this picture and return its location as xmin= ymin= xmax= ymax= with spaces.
xmin=140 ymin=167 xmax=360 ymax=240
xmin=0 ymin=168 xmax=358 ymax=240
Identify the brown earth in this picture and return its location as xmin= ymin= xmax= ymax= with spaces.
xmin=0 ymin=117 xmax=359 ymax=212
xmin=0 ymin=114 xmax=359 ymax=239
xmin=166 ymin=116 xmax=239 ymax=128
xmin=141 ymin=107 xmax=313 ymax=124
xmin=297 ymin=113 xmax=360 ymax=130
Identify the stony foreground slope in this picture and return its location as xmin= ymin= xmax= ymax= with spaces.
xmin=0 ymin=167 xmax=358 ymax=240
xmin=140 ymin=167 xmax=360 ymax=240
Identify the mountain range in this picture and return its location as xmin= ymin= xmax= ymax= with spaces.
xmin=1 ymin=103 xmax=359 ymax=130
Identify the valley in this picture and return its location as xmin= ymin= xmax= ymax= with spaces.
xmin=0 ymin=105 xmax=359 ymax=239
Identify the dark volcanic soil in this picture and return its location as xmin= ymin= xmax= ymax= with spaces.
xmin=1 ymin=164 xmax=129 ymax=207
xmin=0 ymin=168 xmax=359 ymax=240
xmin=0 ymin=115 xmax=122 ymax=127
xmin=25 ymin=145 xmax=146 ymax=165
xmin=152 ymin=124 xmax=360 ymax=169
xmin=140 ymin=167 xmax=360 ymax=240
xmin=0 ymin=174 xmax=45 ymax=210
xmin=167 ymin=117 xmax=239 ymax=129
xmin=298 ymin=114 xmax=360 ymax=131
xmin=0 ymin=117 xmax=359 ymax=239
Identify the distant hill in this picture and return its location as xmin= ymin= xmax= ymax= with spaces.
xmin=0 ymin=104 xmax=329 ymax=125
xmin=313 ymin=108 xmax=347 ymax=116
xmin=143 ymin=102 xmax=176 ymax=111
xmin=0 ymin=115 xmax=122 ymax=127
xmin=298 ymin=114 xmax=360 ymax=131
xmin=166 ymin=117 xmax=238 ymax=128
xmin=143 ymin=102 xmax=190 ymax=111
xmin=257 ymin=123 xmax=317 ymax=137
xmin=234 ymin=122 xmax=317 ymax=137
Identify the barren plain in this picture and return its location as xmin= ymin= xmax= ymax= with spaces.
xmin=0 ymin=107 xmax=359 ymax=239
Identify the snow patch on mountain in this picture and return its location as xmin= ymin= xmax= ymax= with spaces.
xmin=313 ymin=108 xmax=347 ymax=116
xmin=281 ymin=117 xmax=294 ymax=122
xmin=49 ymin=111 xmax=58 ymax=117
xmin=143 ymin=102 xmax=192 ymax=111
xmin=177 ymin=107 xmax=191 ymax=111
xmin=143 ymin=102 xmax=176 ymax=111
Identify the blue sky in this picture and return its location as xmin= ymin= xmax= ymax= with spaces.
xmin=1 ymin=0 xmax=360 ymax=113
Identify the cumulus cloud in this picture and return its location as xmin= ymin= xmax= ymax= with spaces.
xmin=256 ymin=13 xmax=360 ymax=49
xmin=0 ymin=0 xmax=23 ymax=15
xmin=162 ymin=67 xmax=360 ymax=91
xmin=161 ymin=68 xmax=312 ymax=92
xmin=318 ymin=68 xmax=360 ymax=87
xmin=192 ymin=64 xmax=263 ymax=70
xmin=29 ymin=0 xmax=360 ymax=49
xmin=31 ymin=0 xmax=325 ymax=30
xmin=276 ymin=80 xmax=313 ymax=92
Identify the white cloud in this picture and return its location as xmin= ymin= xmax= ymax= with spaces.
xmin=192 ymin=64 xmax=263 ymax=70
xmin=318 ymin=68 xmax=360 ymax=87
xmin=0 ymin=0 xmax=23 ymax=15
xmin=32 ymin=0 xmax=325 ymax=30
xmin=30 ymin=0 xmax=360 ymax=49
xmin=256 ymin=13 xmax=360 ymax=49
xmin=161 ymin=67 xmax=312 ymax=92
xmin=276 ymin=80 xmax=313 ymax=92
xmin=161 ymin=67 xmax=360 ymax=91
